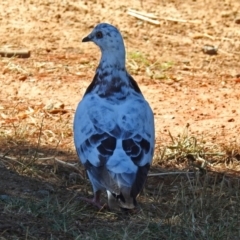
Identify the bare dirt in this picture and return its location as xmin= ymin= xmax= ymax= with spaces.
xmin=0 ymin=0 xmax=240 ymax=239
xmin=1 ymin=0 xmax=240 ymax=145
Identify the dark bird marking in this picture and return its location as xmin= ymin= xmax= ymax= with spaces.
xmin=122 ymin=137 xmax=150 ymax=164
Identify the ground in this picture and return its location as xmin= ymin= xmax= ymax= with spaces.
xmin=0 ymin=0 xmax=240 ymax=239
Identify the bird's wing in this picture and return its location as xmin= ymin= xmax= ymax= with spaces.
xmin=74 ymin=92 xmax=155 ymax=199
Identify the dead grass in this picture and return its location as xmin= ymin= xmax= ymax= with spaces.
xmin=0 ymin=115 xmax=240 ymax=239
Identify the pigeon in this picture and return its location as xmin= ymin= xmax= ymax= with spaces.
xmin=74 ymin=23 xmax=155 ymax=210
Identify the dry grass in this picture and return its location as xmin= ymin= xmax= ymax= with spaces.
xmin=0 ymin=113 xmax=240 ymax=239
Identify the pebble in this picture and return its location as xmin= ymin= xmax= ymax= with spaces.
xmin=235 ymin=18 xmax=240 ymax=24
xmin=202 ymin=45 xmax=218 ymax=55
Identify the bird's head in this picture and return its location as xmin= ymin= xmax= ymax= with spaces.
xmin=82 ymin=23 xmax=126 ymax=68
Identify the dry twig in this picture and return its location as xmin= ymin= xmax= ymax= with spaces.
xmin=0 ymin=49 xmax=31 ymax=58
xmin=148 ymin=171 xmax=194 ymax=177
xmin=127 ymin=9 xmax=200 ymax=25
xmin=127 ymin=9 xmax=160 ymax=25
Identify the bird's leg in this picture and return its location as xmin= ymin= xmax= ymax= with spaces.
xmin=80 ymin=190 xmax=106 ymax=210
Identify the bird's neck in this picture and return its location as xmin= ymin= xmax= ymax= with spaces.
xmin=92 ymin=50 xmax=130 ymax=99
xmin=98 ymin=49 xmax=126 ymax=70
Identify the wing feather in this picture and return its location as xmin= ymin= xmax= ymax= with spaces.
xmin=74 ymin=91 xmax=154 ymax=200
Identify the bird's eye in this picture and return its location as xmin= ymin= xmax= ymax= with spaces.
xmin=96 ymin=31 xmax=103 ymax=39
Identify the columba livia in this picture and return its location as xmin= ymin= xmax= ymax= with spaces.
xmin=74 ymin=23 xmax=155 ymax=210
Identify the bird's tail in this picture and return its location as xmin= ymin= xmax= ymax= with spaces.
xmin=107 ymin=189 xmax=136 ymax=210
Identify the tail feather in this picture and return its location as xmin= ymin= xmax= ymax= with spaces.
xmin=107 ymin=190 xmax=136 ymax=210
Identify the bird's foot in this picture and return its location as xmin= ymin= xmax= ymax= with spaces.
xmin=80 ymin=197 xmax=107 ymax=210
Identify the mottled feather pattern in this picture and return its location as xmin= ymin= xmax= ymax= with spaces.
xmin=74 ymin=23 xmax=155 ymax=209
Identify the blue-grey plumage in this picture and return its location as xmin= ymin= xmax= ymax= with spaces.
xmin=74 ymin=23 xmax=155 ymax=210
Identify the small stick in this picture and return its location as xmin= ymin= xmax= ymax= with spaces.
xmin=158 ymin=17 xmax=200 ymax=24
xmin=54 ymin=157 xmax=79 ymax=170
xmin=0 ymin=49 xmax=31 ymax=58
xmin=192 ymin=33 xmax=215 ymax=40
xmin=0 ymin=153 xmax=25 ymax=166
xmin=0 ymin=153 xmax=17 ymax=160
xmin=35 ymin=156 xmax=56 ymax=161
xmin=128 ymin=8 xmax=158 ymax=19
xmin=128 ymin=9 xmax=200 ymax=24
xmin=148 ymin=172 xmax=194 ymax=177
xmin=127 ymin=10 xmax=160 ymax=25
xmin=0 ymin=153 xmax=78 ymax=169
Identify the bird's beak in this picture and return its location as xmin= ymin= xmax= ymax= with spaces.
xmin=82 ymin=34 xmax=92 ymax=42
